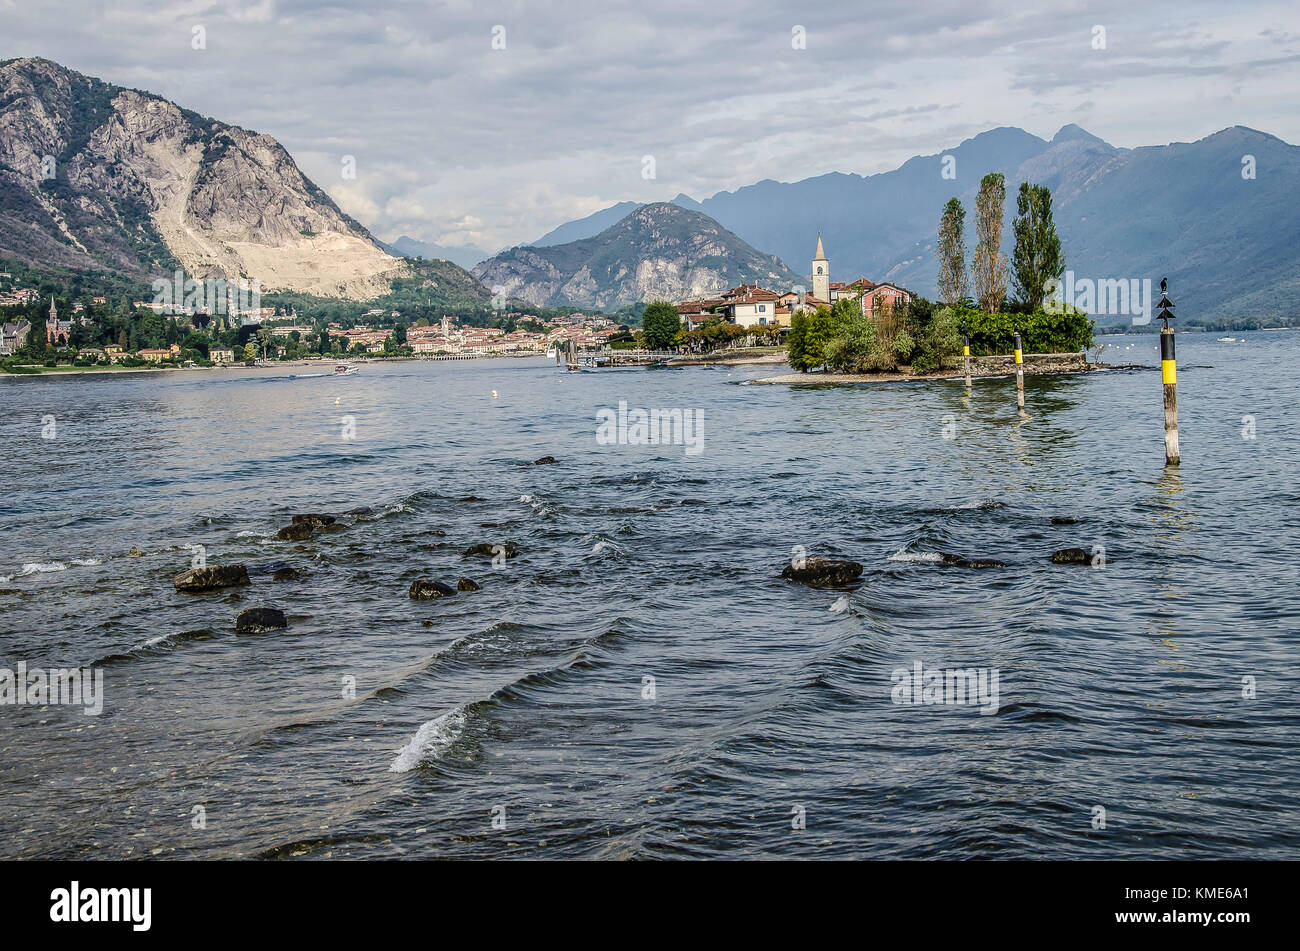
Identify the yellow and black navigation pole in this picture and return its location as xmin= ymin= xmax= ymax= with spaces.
xmin=961 ymin=322 xmax=972 ymax=389
xmin=1013 ymin=331 xmax=1025 ymax=411
xmin=1156 ymin=278 xmax=1179 ymax=465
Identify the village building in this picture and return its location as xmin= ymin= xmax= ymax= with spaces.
xmin=1 ymin=319 xmax=31 ymax=355
xmin=209 ymin=346 xmax=235 ymax=364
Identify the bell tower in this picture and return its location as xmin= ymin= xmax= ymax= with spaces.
xmin=812 ymin=233 xmax=829 ymax=303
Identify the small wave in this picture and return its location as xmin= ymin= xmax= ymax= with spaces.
xmin=12 ymin=562 xmax=67 ymax=577
xmin=888 ymin=550 xmax=944 ymax=564
xmin=70 ymin=557 xmax=103 ymax=566
xmin=389 ymin=708 xmax=468 ymax=773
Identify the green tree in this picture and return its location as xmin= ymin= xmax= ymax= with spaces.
xmin=1011 ymin=182 xmax=1065 ymax=311
xmin=973 ymin=173 xmax=1008 ymax=313
xmin=937 ymin=198 xmax=968 ymax=307
xmin=787 ymin=310 xmax=810 ymax=371
xmin=641 ymin=300 xmax=681 ymax=350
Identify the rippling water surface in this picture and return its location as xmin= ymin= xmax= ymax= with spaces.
xmin=2 ymin=332 xmax=1298 ymax=859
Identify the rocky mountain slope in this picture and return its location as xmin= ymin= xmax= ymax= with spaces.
xmin=0 ymin=57 xmax=431 ymax=299
xmin=473 ymin=202 xmax=803 ymax=309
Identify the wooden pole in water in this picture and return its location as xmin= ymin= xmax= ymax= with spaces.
xmin=1156 ymin=278 xmax=1180 ymax=465
xmin=1013 ymin=332 xmax=1025 ymax=411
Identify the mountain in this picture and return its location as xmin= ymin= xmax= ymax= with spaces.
xmin=0 ymin=57 xmax=485 ymax=304
xmin=473 ymin=202 xmax=804 ymax=310
xmin=540 ymin=125 xmax=1300 ymax=323
xmin=379 ymin=235 xmax=490 ymax=271
xmin=532 ymin=201 xmax=641 ymax=246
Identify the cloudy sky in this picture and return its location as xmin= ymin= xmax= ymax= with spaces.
xmin=3 ymin=0 xmax=1298 ymax=254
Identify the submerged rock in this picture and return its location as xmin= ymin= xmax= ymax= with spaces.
xmin=291 ymin=514 xmax=336 ymax=527
xmin=781 ymin=557 xmax=863 ymax=586
xmin=235 ymin=607 xmax=287 ymax=633
xmin=1050 ymin=516 xmax=1082 ymax=525
xmin=317 ymin=523 xmax=349 ymax=534
xmin=1051 ymin=547 xmax=1091 ymax=564
xmin=174 ymin=564 xmax=251 ymax=592
xmin=938 ymin=552 xmax=1007 ymax=568
xmin=275 ymin=522 xmax=314 ymax=541
xmin=128 ymin=546 xmax=145 ymax=557
xmin=409 ymin=578 xmax=456 ymax=599
xmin=345 ymin=506 xmax=374 ymax=516
xmin=458 ymin=495 xmax=486 ymax=502
xmin=464 ymin=542 xmax=519 ymax=559
xmin=533 ymin=455 xmax=558 ymax=465
xmin=457 ymin=577 xmax=481 ymax=591
xmin=272 ymin=567 xmax=301 ymax=582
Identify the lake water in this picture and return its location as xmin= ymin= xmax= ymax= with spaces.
xmin=1 ymin=332 xmax=1297 ymax=859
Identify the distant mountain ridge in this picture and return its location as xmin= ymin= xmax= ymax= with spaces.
xmin=535 ymin=124 xmax=1300 ymax=323
xmin=379 ymin=235 xmax=491 ymax=271
xmin=474 ymin=202 xmax=803 ymax=309
xmin=0 ymin=57 xmax=486 ymax=305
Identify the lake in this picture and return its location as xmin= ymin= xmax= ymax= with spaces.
xmin=1 ymin=331 xmax=1297 ymax=859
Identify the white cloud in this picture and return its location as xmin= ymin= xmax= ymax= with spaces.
xmin=2 ymin=0 xmax=1297 ymax=250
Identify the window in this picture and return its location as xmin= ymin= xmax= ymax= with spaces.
xmin=758 ymin=304 xmax=766 ymax=312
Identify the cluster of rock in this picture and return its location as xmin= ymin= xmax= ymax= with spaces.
xmin=780 ymin=540 xmax=1109 ymax=587
xmin=168 ymin=508 xmax=508 ymax=632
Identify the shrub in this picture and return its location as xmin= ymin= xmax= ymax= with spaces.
xmin=892 ymin=329 xmax=916 ymax=364
xmin=959 ymin=306 xmax=1093 ymax=355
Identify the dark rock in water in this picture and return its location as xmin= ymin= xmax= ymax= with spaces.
xmin=938 ymin=552 xmax=1007 ymax=568
xmin=235 ymin=607 xmax=288 ymax=633
xmin=679 ymin=498 xmax=707 ymax=506
xmin=458 ymin=495 xmax=486 ymax=502
xmin=409 ymin=578 xmax=456 ymax=599
xmin=1051 ymin=547 xmax=1091 ymax=564
xmin=174 ymin=564 xmax=251 ymax=592
xmin=781 ymin=557 xmax=863 ymax=586
xmin=275 ymin=522 xmax=314 ymax=541
xmin=479 ymin=522 xmax=502 ymax=528
xmin=317 ymin=523 xmax=349 ymax=534
xmin=1050 ymin=516 xmax=1082 ymax=525
xmin=272 ymin=567 xmax=301 ymax=582
xmin=464 ymin=542 xmax=519 ymax=559
xmin=457 ymin=577 xmax=481 ymax=591
xmin=533 ymin=455 xmax=558 ymax=465
xmin=345 ymin=506 xmax=374 ymax=516
xmin=430 ymin=530 xmax=447 ymax=537
xmin=291 ymin=514 xmax=336 ymax=527
xmin=128 ymin=546 xmax=145 ymax=557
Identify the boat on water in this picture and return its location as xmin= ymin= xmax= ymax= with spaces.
xmin=545 ymin=347 xmax=558 ymax=359
xmin=334 ymin=363 xmax=359 ymax=375
xmin=1217 ymin=337 xmax=1237 ymax=343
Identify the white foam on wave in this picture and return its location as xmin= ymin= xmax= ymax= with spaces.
xmin=71 ymin=558 xmax=103 ymax=566
xmin=888 ymin=550 xmax=944 ymax=564
xmin=17 ymin=562 xmax=67 ymax=576
xmin=389 ymin=708 xmax=468 ymax=773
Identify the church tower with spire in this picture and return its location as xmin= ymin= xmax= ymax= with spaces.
xmin=812 ymin=233 xmax=829 ymax=303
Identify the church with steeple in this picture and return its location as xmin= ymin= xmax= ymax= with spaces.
xmin=46 ymin=296 xmax=72 ymax=346
xmin=812 ymin=232 xmax=830 ymax=303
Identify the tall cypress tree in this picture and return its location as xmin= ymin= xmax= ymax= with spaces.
xmin=937 ymin=197 xmax=968 ymax=307
xmin=973 ymin=173 xmax=1008 ymax=313
xmin=1011 ymin=183 xmax=1065 ymax=311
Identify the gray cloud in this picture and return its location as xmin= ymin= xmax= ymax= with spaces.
xmin=3 ymin=0 xmax=1297 ymax=253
